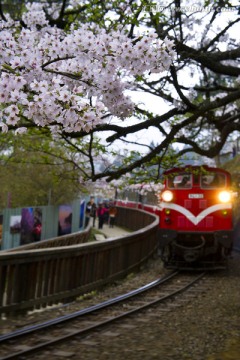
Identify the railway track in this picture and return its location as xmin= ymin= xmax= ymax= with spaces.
xmin=0 ymin=270 xmax=208 ymax=360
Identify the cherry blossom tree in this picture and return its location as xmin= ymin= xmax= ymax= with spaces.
xmin=0 ymin=2 xmax=175 ymax=131
xmin=0 ymin=0 xmax=240 ymax=185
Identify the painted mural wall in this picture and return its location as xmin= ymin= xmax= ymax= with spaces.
xmin=1 ymin=198 xmax=86 ymax=250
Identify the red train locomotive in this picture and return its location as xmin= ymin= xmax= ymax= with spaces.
xmin=158 ymin=165 xmax=234 ymax=269
xmin=116 ymin=165 xmax=234 ymax=270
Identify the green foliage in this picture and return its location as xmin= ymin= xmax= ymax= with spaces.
xmin=1 ymin=0 xmax=26 ymax=18
xmin=221 ymin=155 xmax=240 ymax=189
xmin=0 ymin=129 xmax=89 ymax=208
xmin=113 ymin=144 xmax=182 ymax=188
xmin=204 ymin=0 xmax=234 ymax=7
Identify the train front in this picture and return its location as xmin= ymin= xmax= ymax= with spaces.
xmin=158 ymin=166 xmax=234 ymax=270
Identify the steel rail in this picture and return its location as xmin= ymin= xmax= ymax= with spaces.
xmin=0 ymin=271 xmax=206 ymax=360
xmin=0 ymin=270 xmax=178 ymax=343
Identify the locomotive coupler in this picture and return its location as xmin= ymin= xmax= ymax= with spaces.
xmin=173 ymin=237 xmax=206 ymax=263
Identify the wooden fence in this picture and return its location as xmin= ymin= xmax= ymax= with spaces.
xmin=0 ymin=207 xmax=159 ymax=316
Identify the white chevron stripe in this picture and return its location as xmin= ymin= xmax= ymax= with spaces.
xmin=161 ymin=202 xmax=232 ymax=225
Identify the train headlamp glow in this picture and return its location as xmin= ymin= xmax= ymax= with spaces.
xmin=218 ymin=191 xmax=231 ymax=203
xmin=162 ymin=190 xmax=173 ymax=202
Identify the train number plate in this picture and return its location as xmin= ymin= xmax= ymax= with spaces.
xmin=188 ymin=194 xmax=204 ymax=199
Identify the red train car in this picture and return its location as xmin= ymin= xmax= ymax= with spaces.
xmin=158 ymin=165 xmax=234 ymax=269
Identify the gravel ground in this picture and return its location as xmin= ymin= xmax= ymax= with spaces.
xmin=73 ymin=254 xmax=240 ymax=360
xmin=1 ymin=254 xmax=240 ymax=360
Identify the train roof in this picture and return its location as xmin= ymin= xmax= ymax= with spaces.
xmin=163 ymin=165 xmax=231 ymax=176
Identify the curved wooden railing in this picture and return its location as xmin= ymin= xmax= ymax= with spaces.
xmin=0 ymin=207 xmax=159 ymax=316
xmin=6 ymin=225 xmax=92 ymax=251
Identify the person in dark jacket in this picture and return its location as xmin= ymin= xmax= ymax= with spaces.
xmin=97 ymin=202 xmax=106 ymax=229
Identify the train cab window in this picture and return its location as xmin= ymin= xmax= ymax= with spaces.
xmin=201 ymin=173 xmax=226 ymax=188
xmin=193 ymin=174 xmax=199 ymax=185
xmin=168 ymin=174 xmax=192 ymax=189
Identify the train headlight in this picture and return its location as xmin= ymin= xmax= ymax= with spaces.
xmin=161 ymin=190 xmax=173 ymax=202
xmin=218 ymin=191 xmax=231 ymax=203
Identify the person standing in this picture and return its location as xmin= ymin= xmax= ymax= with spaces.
xmin=103 ymin=201 xmax=109 ymax=225
xmin=90 ymin=197 xmax=97 ymax=227
xmin=109 ymin=204 xmax=117 ymax=228
xmin=85 ymin=196 xmax=96 ymax=228
xmin=97 ymin=202 xmax=106 ymax=229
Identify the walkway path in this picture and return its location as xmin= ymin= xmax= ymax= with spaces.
xmin=94 ymin=224 xmax=130 ymax=240
xmin=100 ymin=225 xmax=130 ymax=238
xmin=88 ymin=217 xmax=131 ymax=240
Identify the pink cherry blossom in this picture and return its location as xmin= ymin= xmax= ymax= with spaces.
xmin=0 ymin=3 xmax=175 ymax=134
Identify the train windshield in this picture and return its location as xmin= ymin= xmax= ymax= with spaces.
xmin=200 ymin=172 xmax=226 ymax=188
xmin=168 ymin=173 xmax=192 ymax=189
xmin=167 ymin=171 xmax=227 ymax=189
